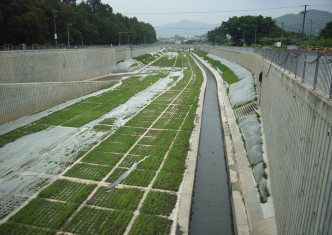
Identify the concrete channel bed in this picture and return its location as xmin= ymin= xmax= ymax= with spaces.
xmin=0 ymin=50 xmax=206 ymax=234
xmin=0 ymin=47 xmax=280 ymax=234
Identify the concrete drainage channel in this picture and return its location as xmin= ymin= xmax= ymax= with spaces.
xmin=189 ymin=62 xmax=233 ymax=234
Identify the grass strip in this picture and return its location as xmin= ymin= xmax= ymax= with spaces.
xmin=64 ymin=206 xmax=133 ymax=235
xmin=9 ymin=197 xmax=77 ymax=229
xmin=64 ymin=163 xmax=111 ymax=181
xmin=39 ymin=179 xmax=96 ymax=203
xmin=0 ymin=222 xmax=54 ymax=235
xmin=87 ymin=187 xmax=144 ymax=211
xmin=140 ymin=191 xmax=177 ymax=216
xmin=128 ymin=213 xmax=172 ymax=235
xmin=194 ymin=50 xmax=239 ymax=84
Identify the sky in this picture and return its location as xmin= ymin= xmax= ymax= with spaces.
xmin=99 ymin=0 xmax=332 ymax=26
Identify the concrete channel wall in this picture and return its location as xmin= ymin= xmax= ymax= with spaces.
xmin=0 ymin=45 xmax=160 ymax=124
xmin=199 ymin=46 xmax=332 ymax=234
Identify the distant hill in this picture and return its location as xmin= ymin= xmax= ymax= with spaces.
xmin=274 ymin=9 xmax=332 ymax=36
xmin=155 ymin=19 xmax=219 ymax=39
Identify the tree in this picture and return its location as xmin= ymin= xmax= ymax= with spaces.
xmin=0 ymin=0 xmax=157 ymax=45
xmin=208 ymin=15 xmax=279 ymax=46
xmin=319 ymin=21 xmax=332 ymax=38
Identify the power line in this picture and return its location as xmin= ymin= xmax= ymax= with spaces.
xmin=122 ymin=5 xmax=332 ymax=15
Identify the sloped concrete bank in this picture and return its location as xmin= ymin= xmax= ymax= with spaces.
xmin=198 ymin=46 xmax=332 ymax=234
xmin=0 ymin=45 xmax=160 ymax=124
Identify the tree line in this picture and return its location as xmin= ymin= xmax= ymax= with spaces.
xmin=0 ymin=0 xmax=157 ymax=46
xmin=207 ymin=15 xmax=332 ymax=47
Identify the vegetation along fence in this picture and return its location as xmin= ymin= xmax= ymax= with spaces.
xmin=213 ymin=45 xmax=332 ymax=99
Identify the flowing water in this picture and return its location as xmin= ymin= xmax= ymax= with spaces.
xmin=189 ymin=65 xmax=233 ymax=234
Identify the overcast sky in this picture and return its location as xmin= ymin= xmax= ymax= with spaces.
xmin=99 ymin=0 xmax=332 ymax=26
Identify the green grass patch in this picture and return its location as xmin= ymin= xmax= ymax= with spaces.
xmin=9 ymin=197 xmax=77 ymax=229
xmin=128 ymin=213 xmax=172 ymax=235
xmin=93 ymin=124 xmax=111 ymax=132
xmin=120 ymin=155 xmax=145 ymax=168
xmin=134 ymin=54 xmax=156 ymax=64
xmin=0 ymin=222 xmax=54 ymax=235
xmin=100 ymin=118 xmax=117 ymax=125
xmin=137 ymin=156 xmax=164 ymax=171
xmin=123 ymin=169 xmax=155 ymax=187
xmin=64 ymin=163 xmax=111 ymax=181
xmin=106 ymin=168 xmax=127 ymax=183
xmin=39 ymin=180 xmax=96 ymax=203
xmin=87 ymin=187 xmax=144 ymax=210
xmin=194 ymin=50 xmax=239 ymax=84
xmin=64 ymin=206 xmax=132 ymax=235
xmin=96 ymin=141 xmax=131 ymax=153
xmin=82 ymin=151 xmax=122 ymax=166
xmin=153 ymin=172 xmax=183 ymax=191
xmin=140 ymin=191 xmax=177 ymax=216
xmin=151 ymin=55 xmax=176 ymax=67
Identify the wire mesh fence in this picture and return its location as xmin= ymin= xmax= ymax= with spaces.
xmin=215 ymin=46 xmax=332 ymax=98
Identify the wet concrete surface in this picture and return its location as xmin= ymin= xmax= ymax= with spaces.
xmin=189 ymin=66 xmax=233 ymax=235
xmin=93 ymin=75 xmax=125 ymax=81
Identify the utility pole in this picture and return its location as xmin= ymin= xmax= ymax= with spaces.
xmin=52 ymin=10 xmax=58 ymax=47
xmin=67 ymin=23 xmax=72 ymax=48
xmin=308 ymin=19 xmax=313 ymax=41
xmin=243 ymin=24 xmax=246 ymax=46
xmin=281 ymin=22 xmax=284 ymax=44
xmin=301 ymin=5 xmax=309 ymax=40
xmin=255 ymin=27 xmax=257 ymax=44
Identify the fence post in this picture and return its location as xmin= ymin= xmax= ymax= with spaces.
xmin=313 ymin=52 xmax=320 ymax=89
xmin=329 ymin=75 xmax=332 ymax=99
xmin=289 ymin=53 xmax=291 ymax=74
xmin=302 ymin=54 xmax=307 ymax=83
xmin=295 ymin=55 xmax=298 ymax=78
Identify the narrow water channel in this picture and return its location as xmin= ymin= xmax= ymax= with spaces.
xmin=189 ymin=65 xmax=233 ymax=234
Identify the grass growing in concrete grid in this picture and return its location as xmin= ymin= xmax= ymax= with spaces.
xmin=153 ymin=172 xmax=183 ymax=191
xmin=0 ymin=74 xmax=166 ymax=147
xmin=81 ymin=151 xmax=122 ymax=166
xmin=140 ymin=191 xmax=177 ymax=216
xmin=2 ymin=52 xmax=204 ymax=234
xmin=0 ymin=123 xmax=49 ymax=148
xmin=134 ymin=54 xmax=157 ymax=64
xmin=175 ymin=53 xmax=187 ymax=67
xmin=64 ymin=163 xmax=111 ymax=181
xmin=0 ymin=222 xmax=54 ymax=235
xmin=39 ymin=180 xmax=96 ymax=203
xmin=128 ymin=214 xmax=172 ymax=235
xmin=194 ymin=49 xmax=239 ymax=84
xmin=122 ymin=169 xmax=156 ymax=187
xmin=87 ymin=187 xmax=144 ymax=211
xmin=106 ymin=167 xmax=127 ymax=183
xmin=9 ymin=197 xmax=77 ymax=229
xmin=151 ymin=55 xmax=177 ymax=67
xmin=64 ymin=206 xmax=133 ymax=235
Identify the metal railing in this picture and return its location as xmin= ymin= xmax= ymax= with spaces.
xmin=0 ymin=43 xmax=157 ymax=55
xmin=211 ymin=45 xmax=332 ymax=99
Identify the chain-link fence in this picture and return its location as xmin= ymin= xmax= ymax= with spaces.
xmin=215 ymin=46 xmax=332 ymax=99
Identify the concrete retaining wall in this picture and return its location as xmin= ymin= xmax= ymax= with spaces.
xmin=199 ymin=46 xmax=332 ymax=234
xmin=0 ymin=45 xmax=160 ymax=124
